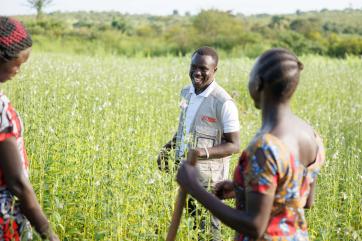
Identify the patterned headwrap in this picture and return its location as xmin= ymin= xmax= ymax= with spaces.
xmin=0 ymin=16 xmax=32 ymax=61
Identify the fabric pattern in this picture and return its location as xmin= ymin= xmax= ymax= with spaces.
xmin=0 ymin=93 xmax=32 ymax=240
xmin=233 ymin=133 xmax=325 ymax=241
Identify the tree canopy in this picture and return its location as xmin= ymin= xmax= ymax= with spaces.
xmin=18 ymin=8 xmax=362 ymax=57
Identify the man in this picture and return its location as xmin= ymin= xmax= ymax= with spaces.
xmin=158 ymin=46 xmax=240 ymax=240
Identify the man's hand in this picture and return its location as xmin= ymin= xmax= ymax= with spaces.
xmin=48 ymin=232 xmax=60 ymax=241
xmin=157 ymin=148 xmax=170 ymax=171
xmin=214 ymin=180 xmax=235 ymax=200
xmin=157 ymin=134 xmax=177 ymax=172
xmin=193 ymin=131 xmax=240 ymax=160
xmin=186 ymin=148 xmax=203 ymax=165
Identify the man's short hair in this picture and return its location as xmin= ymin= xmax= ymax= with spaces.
xmin=192 ymin=46 xmax=218 ymax=66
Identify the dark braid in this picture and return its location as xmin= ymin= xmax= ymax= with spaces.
xmin=192 ymin=46 xmax=219 ymax=66
xmin=257 ymin=48 xmax=303 ymax=101
xmin=0 ymin=16 xmax=32 ymax=62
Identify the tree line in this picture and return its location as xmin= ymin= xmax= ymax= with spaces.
xmin=18 ymin=9 xmax=362 ymax=58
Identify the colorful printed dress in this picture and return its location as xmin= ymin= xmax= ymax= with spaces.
xmin=233 ymin=133 xmax=325 ymax=241
xmin=0 ymin=93 xmax=32 ymax=240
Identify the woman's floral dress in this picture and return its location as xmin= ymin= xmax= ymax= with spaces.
xmin=234 ymin=133 xmax=325 ymax=241
xmin=0 ymin=93 xmax=32 ymax=240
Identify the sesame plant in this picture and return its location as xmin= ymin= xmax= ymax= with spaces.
xmin=2 ymin=53 xmax=361 ymax=240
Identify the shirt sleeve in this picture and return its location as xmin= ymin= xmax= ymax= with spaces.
xmin=0 ymin=97 xmax=15 ymax=142
xmin=221 ymin=100 xmax=240 ymax=133
xmin=244 ymin=143 xmax=279 ymax=195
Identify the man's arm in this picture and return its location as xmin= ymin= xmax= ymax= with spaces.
xmin=163 ymin=133 xmax=177 ymax=150
xmin=157 ymin=133 xmax=177 ymax=171
xmin=191 ymin=131 xmax=240 ymax=159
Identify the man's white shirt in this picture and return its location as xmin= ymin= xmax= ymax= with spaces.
xmin=179 ymin=81 xmax=240 ymax=156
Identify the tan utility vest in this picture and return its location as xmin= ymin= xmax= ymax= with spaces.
xmin=175 ymin=82 xmax=234 ymax=165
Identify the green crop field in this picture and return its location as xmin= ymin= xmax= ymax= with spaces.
xmin=2 ymin=52 xmax=361 ymax=240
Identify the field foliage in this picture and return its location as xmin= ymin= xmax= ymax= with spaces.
xmin=2 ymin=53 xmax=361 ymax=240
xmin=17 ymin=9 xmax=362 ymax=58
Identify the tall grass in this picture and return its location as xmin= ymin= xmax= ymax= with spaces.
xmin=2 ymin=53 xmax=361 ymax=240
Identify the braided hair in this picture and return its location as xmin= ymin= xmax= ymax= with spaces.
xmin=0 ymin=16 xmax=32 ymax=62
xmin=255 ymin=48 xmax=304 ymax=101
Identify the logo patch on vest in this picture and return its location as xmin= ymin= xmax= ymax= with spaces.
xmin=201 ymin=115 xmax=217 ymax=123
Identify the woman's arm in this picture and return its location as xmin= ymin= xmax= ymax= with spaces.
xmin=304 ymin=178 xmax=317 ymax=208
xmin=177 ymin=162 xmax=274 ymax=238
xmin=0 ymin=137 xmax=58 ymax=240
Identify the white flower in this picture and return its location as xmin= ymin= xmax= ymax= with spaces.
xmin=332 ymin=151 xmax=339 ymax=159
xmin=147 ymin=179 xmax=155 ymax=184
xmin=341 ymin=192 xmax=348 ymax=200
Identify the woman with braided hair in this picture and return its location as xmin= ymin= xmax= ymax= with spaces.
xmin=177 ymin=48 xmax=325 ymax=240
xmin=0 ymin=16 xmax=59 ymax=240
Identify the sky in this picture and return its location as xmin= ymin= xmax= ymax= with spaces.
xmin=1 ymin=0 xmax=362 ymax=16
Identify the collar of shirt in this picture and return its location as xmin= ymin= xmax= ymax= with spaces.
xmin=189 ymin=80 xmax=216 ymax=97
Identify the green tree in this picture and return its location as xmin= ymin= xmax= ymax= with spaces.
xmin=27 ymin=0 xmax=53 ymax=19
xmin=111 ymin=18 xmax=132 ymax=35
xmin=172 ymin=10 xmax=179 ymax=16
xmin=192 ymin=10 xmax=246 ymax=50
xmin=164 ymin=23 xmax=197 ymax=55
xmin=268 ymin=16 xmax=290 ymax=30
xmin=289 ymin=18 xmax=322 ymax=38
xmin=328 ymin=35 xmax=362 ymax=57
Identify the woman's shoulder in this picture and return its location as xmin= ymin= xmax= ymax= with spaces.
xmin=238 ymin=134 xmax=292 ymax=194
xmin=295 ymin=116 xmax=324 ymax=154
xmin=243 ymin=133 xmax=291 ymax=169
xmin=247 ymin=133 xmax=288 ymax=155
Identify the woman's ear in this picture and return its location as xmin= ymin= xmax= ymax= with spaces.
xmin=297 ymin=61 xmax=304 ymax=71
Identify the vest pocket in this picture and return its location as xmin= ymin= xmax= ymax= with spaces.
xmin=197 ymin=161 xmax=226 ymax=187
xmin=194 ymin=126 xmax=218 ymax=148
